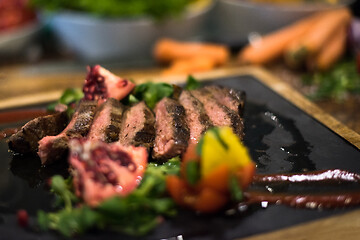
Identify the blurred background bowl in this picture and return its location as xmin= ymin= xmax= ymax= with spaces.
xmin=210 ymin=0 xmax=354 ymax=46
xmin=42 ymin=0 xmax=213 ymax=62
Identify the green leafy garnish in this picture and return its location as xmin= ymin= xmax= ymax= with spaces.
xmin=302 ymin=59 xmax=360 ymax=101
xmin=131 ymin=82 xmax=174 ymax=108
xmin=30 ymin=0 xmax=193 ymax=20
xmin=185 ymin=75 xmax=201 ymax=90
xmin=229 ymin=175 xmax=243 ymax=202
xmin=186 ymin=161 xmax=200 ymax=185
xmin=47 ymin=88 xmax=84 ymax=116
xmin=37 ymin=157 xmax=181 ymax=237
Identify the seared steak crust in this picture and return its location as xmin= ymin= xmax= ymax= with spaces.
xmin=191 ymin=88 xmax=244 ymax=139
xmin=88 ymin=98 xmax=125 ymax=143
xmin=153 ymin=97 xmax=190 ymax=160
xmin=179 ymin=90 xmax=212 ymax=144
xmin=119 ymin=101 xmax=156 ymax=149
xmin=8 ymin=111 xmax=68 ymax=154
xmin=38 ymin=100 xmax=97 ymax=165
xmin=204 ymin=85 xmax=246 ymax=117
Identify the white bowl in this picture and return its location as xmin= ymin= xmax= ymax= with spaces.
xmin=211 ymin=0 xmax=353 ymax=46
xmin=44 ymin=1 xmax=213 ymax=61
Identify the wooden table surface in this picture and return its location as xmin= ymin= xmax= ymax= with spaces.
xmin=1 ymin=64 xmax=360 ymax=240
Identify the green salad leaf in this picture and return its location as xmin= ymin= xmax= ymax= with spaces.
xmin=185 ymin=75 xmax=201 ymax=90
xmin=130 ymin=82 xmax=174 ymax=109
xmin=47 ymin=88 xmax=84 ymax=116
xmin=37 ymin=157 xmax=181 ymax=237
xmin=302 ymin=59 xmax=360 ymax=101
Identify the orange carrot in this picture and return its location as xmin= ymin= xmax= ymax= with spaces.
xmin=237 ymin=12 xmax=322 ymax=65
xmin=284 ymin=7 xmax=352 ymax=67
xmin=154 ymin=38 xmax=229 ymax=65
xmin=161 ymin=56 xmax=217 ymax=76
xmin=310 ymin=24 xmax=347 ymax=71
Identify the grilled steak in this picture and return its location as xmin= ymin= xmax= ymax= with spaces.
xmin=204 ymin=85 xmax=246 ymax=117
xmin=8 ymin=111 xmax=68 ymax=154
xmin=118 ymin=101 xmax=155 ymax=149
xmin=179 ymin=90 xmax=212 ymax=144
xmin=88 ymin=98 xmax=125 ymax=143
xmin=38 ymin=101 xmax=97 ymax=165
xmin=191 ymin=88 xmax=244 ymax=139
xmin=152 ymin=97 xmax=190 ymax=160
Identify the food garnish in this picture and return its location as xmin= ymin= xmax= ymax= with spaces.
xmin=166 ymin=127 xmax=256 ymax=213
xmin=37 ymin=158 xmax=180 ymax=237
xmin=83 ymin=65 xmax=135 ymax=102
xmin=302 ymin=59 xmax=360 ymax=100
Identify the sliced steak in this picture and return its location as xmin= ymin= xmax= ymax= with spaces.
xmin=191 ymin=88 xmax=244 ymax=139
xmin=204 ymin=85 xmax=246 ymax=117
xmin=38 ymin=101 xmax=97 ymax=165
xmin=8 ymin=111 xmax=68 ymax=154
xmin=152 ymin=97 xmax=189 ymax=160
xmin=118 ymin=101 xmax=155 ymax=149
xmin=88 ymin=98 xmax=125 ymax=143
xmin=179 ymin=90 xmax=212 ymax=144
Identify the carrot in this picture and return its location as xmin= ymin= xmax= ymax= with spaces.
xmin=161 ymin=56 xmax=217 ymax=76
xmin=237 ymin=12 xmax=322 ymax=65
xmin=284 ymin=7 xmax=352 ymax=68
xmin=154 ymin=38 xmax=229 ymax=65
xmin=308 ymin=24 xmax=347 ymax=71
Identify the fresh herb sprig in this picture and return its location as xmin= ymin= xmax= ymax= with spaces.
xmin=124 ymin=75 xmax=201 ymax=108
xmin=47 ymin=88 xmax=84 ymax=117
xmin=37 ymin=157 xmax=181 ymax=237
xmin=302 ymin=59 xmax=360 ymax=101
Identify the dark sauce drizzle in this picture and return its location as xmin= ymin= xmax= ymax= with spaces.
xmin=244 ymin=169 xmax=360 ymax=209
xmin=253 ymin=169 xmax=360 ymax=184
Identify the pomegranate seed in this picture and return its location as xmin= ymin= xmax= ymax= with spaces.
xmin=17 ymin=209 xmax=28 ymax=228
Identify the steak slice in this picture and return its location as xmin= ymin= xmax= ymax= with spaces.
xmin=118 ymin=101 xmax=155 ymax=149
xmin=38 ymin=101 xmax=97 ymax=165
xmin=179 ymin=90 xmax=212 ymax=144
xmin=203 ymin=85 xmax=246 ymax=117
xmin=8 ymin=111 xmax=68 ymax=154
xmin=191 ymin=88 xmax=244 ymax=139
xmin=88 ymin=98 xmax=125 ymax=143
xmin=152 ymin=97 xmax=190 ymax=160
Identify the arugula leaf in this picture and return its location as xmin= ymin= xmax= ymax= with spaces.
xmin=186 ymin=161 xmax=200 ymax=185
xmin=229 ymin=175 xmax=243 ymax=202
xmin=37 ymin=158 xmax=181 ymax=237
xmin=185 ymin=75 xmax=201 ymax=90
xmin=47 ymin=88 xmax=84 ymax=116
xmin=302 ymin=59 xmax=360 ymax=101
xmin=132 ymin=82 xmax=174 ymax=108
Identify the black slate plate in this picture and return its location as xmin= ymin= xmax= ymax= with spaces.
xmin=0 ymin=75 xmax=360 ymax=240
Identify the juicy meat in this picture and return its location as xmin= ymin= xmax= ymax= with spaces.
xmin=152 ymin=97 xmax=190 ymax=160
xmin=203 ymin=85 xmax=246 ymax=117
xmin=38 ymin=101 xmax=97 ymax=165
xmin=8 ymin=111 xmax=68 ymax=154
xmin=179 ymin=90 xmax=212 ymax=144
xmin=191 ymin=88 xmax=244 ymax=139
xmin=87 ymin=98 xmax=125 ymax=143
xmin=118 ymin=101 xmax=155 ymax=149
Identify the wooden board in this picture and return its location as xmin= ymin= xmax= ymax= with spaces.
xmin=1 ymin=66 xmax=360 ymax=239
